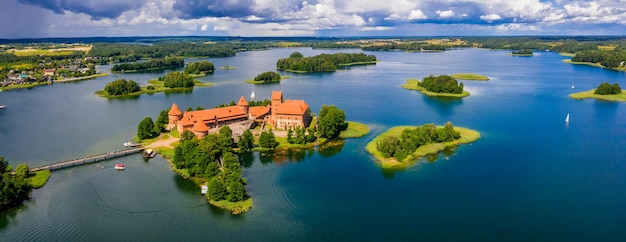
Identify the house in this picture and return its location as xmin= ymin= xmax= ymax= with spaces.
xmin=43 ymin=68 xmax=56 ymax=76
xmin=269 ymin=91 xmax=311 ymax=130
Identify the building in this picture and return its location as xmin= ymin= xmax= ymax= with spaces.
xmin=43 ymin=68 xmax=56 ymax=76
xmin=167 ymin=91 xmax=310 ymax=137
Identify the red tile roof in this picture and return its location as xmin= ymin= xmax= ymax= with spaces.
xmin=184 ymin=106 xmax=247 ymax=124
xmin=275 ymin=100 xmax=308 ymax=115
xmin=168 ymin=103 xmax=182 ymax=116
xmin=237 ymin=96 xmax=248 ymax=106
xmin=192 ymin=120 xmax=209 ymax=132
xmin=249 ymin=106 xmax=270 ymax=117
xmin=272 ymin=90 xmax=283 ymax=100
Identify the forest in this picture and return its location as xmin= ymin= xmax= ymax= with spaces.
xmin=571 ymin=50 xmax=626 ymax=69
xmin=104 ymin=79 xmax=140 ymax=96
xmin=418 ymin=75 xmax=464 ymax=94
xmin=111 ymin=57 xmax=184 ymax=72
xmin=276 ymin=52 xmax=377 ymax=73
xmin=376 ymin=122 xmax=460 ymax=162
xmin=184 ymin=60 xmax=215 ymax=75
xmin=157 ymin=71 xmax=195 ymax=88
xmin=253 ymin=71 xmax=281 ymax=83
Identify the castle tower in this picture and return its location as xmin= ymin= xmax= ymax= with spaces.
xmin=191 ymin=120 xmax=209 ymax=138
xmin=237 ymin=96 xmax=249 ymax=116
xmin=271 ymin=90 xmax=283 ymax=118
xmin=167 ymin=103 xmax=183 ymax=130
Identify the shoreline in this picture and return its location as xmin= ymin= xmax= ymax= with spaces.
xmin=401 ymin=79 xmax=470 ymax=98
xmin=569 ymin=89 xmax=626 ymax=102
xmin=94 ymin=80 xmax=213 ymax=98
xmin=0 ymin=73 xmax=109 ymax=91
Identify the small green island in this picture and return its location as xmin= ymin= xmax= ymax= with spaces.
xmin=184 ymin=60 xmax=215 ymax=77
xmin=366 ymin=122 xmax=480 ymax=169
xmin=0 ymin=155 xmax=51 ymax=211
xmin=245 ymin=71 xmax=290 ymax=84
xmin=450 ymin=73 xmax=490 ymax=81
xmin=95 ymin=71 xmax=212 ymax=98
xmin=569 ymin=82 xmax=626 ymax=101
xmin=401 ymin=75 xmax=470 ymax=98
xmin=511 ymin=49 xmax=534 ymax=56
xmin=276 ymin=52 xmax=377 ymax=73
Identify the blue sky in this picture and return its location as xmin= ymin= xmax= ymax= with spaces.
xmin=1 ymin=0 xmax=625 ymax=38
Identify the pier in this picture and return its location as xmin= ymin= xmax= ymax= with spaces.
xmin=30 ymin=147 xmax=145 ymax=172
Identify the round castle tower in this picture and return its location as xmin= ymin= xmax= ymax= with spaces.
xmin=167 ymin=103 xmax=183 ymax=130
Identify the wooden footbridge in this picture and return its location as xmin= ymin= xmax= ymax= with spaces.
xmin=30 ymin=147 xmax=145 ymax=172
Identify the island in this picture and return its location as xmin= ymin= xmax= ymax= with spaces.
xmin=111 ymin=57 xmax=185 ymax=73
xmin=511 ymin=49 xmax=534 ymax=56
xmin=94 ymin=72 xmax=212 ymax=98
xmin=569 ymin=82 xmax=626 ymax=101
xmin=450 ymin=73 xmax=490 ymax=81
xmin=184 ymin=60 xmax=215 ymax=77
xmin=137 ymin=93 xmax=369 ymax=214
xmin=365 ymin=122 xmax=480 ymax=169
xmin=0 ymin=156 xmax=51 ymax=211
xmin=276 ymin=52 xmax=377 ymax=73
xmin=401 ymin=75 xmax=470 ymax=98
xmin=245 ymin=71 xmax=290 ymax=84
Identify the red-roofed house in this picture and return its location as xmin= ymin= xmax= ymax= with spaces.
xmin=270 ymin=91 xmax=311 ymax=129
xmin=43 ymin=68 xmax=56 ymax=76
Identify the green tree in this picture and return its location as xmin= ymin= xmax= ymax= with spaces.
xmin=259 ymin=129 xmax=278 ymax=149
xmin=227 ymin=180 xmax=246 ymax=202
xmin=137 ymin=117 xmax=157 ymax=140
xmin=317 ymin=105 xmax=346 ymax=139
xmin=237 ymin=130 xmax=254 ymax=152
xmin=377 ymin=135 xmax=400 ymax=158
xmin=0 ymin=156 xmax=7 ymax=173
xmin=207 ymin=177 xmax=227 ymax=201
xmin=204 ymin=162 xmax=220 ymax=179
xmin=594 ymin=82 xmax=622 ymax=95
xmin=15 ymin=164 xmax=29 ymax=178
xmin=181 ymin=130 xmax=196 ymax=141
xmin=155 ymin=109 xmax=170 ymax=132
xmin=104 ymin=79 xmax=140 ymax=96
xmin=219 ymin=126 xmax=233 ymax=139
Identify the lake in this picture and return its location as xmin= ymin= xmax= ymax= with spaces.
xmin=1 ymin=48 xmax=625 ymax=241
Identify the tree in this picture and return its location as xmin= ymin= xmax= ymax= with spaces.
xmin=155 ymin=109 xmax=170 ymax=131
xmin=204 ymin=162 xmax=220 ymax=179
xmin=0 ymin=156 xmax=7 ymax=173
xmin=594 ymin=82 xmax=622 ymax=95
xmin=237 ymin=130 xmax=254 ymax=152
xmin=181 ymin=130 xmax=196 ymax=141
xmin=259 ymin=129 xmax=278 ymax=149
xmin=377 ymin=135 xmax=400 ymax=158
xmin=253 ymin=71 xmax=281 ymax=83
xmin=162 ymin=71 xmax=194 ymax=88
xmin=418 ymin=75 xmax=464 ymax=94
xmin=207 ymin=177 xmax=227 ymax=201
xmin=219 ymin=126 xmax=233 ymax=139
xmin=317 ymin=105 xmax=346 ymax=139
xmin=137 ymin=117 xmax=157 ymax=140
xmin=104 ymin=79 xmax=140 ymax=96
xmin=15 ymin=164 xmax=29 ymax=178
xmin=227 ymin=180 xmax=247 ymax=202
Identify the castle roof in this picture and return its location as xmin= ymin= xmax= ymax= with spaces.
xmin=272 ymin=90 xmax=283 ymax=100
xmin=275 ymin=100 xmax=308 ymax=115
xmin=237 ymin=96 xmax=248 ymax=107
xmin=168 ymin=103 xmax=182 ymax=116
xmin=183 ymin=106 xmax=247 ymax=124
xmin=191 ymin=120 xmax=209 ymax=132
xmin=249 ymin=106 xmax=270 ymax=117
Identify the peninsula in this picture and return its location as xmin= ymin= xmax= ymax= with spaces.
xmin=569 ymin=82 xmax=626 ymax=101
xmin=366 ymin=123 xmax=480 ymax=169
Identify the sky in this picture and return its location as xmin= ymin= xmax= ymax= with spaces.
xmin=1 ymin=0 xmax=625 ymax=39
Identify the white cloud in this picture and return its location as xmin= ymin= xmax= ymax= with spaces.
xmin=436 ymin=10 xmax=455 ymax=19
xmin=408 ymin=9 xmax=427 ymax=20
xmin=480 ymin=13 xmax=502 ymax=22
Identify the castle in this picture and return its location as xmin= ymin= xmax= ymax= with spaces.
xmin=167 ymin=91 xmax=311 ymax=138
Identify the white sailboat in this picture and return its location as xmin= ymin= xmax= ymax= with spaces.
xmin=250 ymin=91 xmax=255 ymax=100
xmin=571 ymin=83 xmax=575 ymax=89
xmin=565 ymin=113 xmax=570 ymax=123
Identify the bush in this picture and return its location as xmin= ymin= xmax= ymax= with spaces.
xmin=594 ymin=82 xmax=622 ymax=95
xmin=418 ymin=75 xmax=464 ymax=94
xmin=104 ymin=79 xmax=140 ymax=96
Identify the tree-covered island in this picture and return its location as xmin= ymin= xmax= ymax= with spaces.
xmin=94 ymin=71 xmax=212 ymax=98
xmin=511 ymin=49 xmax=534 ymax=56
xmin=0 ymin=155 xmax=51 ymax=211
xmin=184 ymin=60 xmax=215 ymax=77
xmin=245 ymin=71 xmax=290 ymax=84
xmin=401 ymin=75 xmax=470 ymax=98
xmin=276 ymin=52 xmax=377 ymax=73
xmin=569 ymin=82 xmax=626 ymax=101
xmin=111 ymin=57 xmax=185 ymax=73
xmin=366 ymin=123 xmax=480 ymax=169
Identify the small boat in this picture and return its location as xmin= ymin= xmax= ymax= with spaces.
xmin=143 ymin=149 xmax=156 ymax=158
xmin=565 ymin=113 xmax=570 ymax=123
xmin=571 ymin=83 xmax=575 ymax=89
xmin=201 ymin=185 xmax=208 ymax=195
xmin=250 ymin=91 xmax=255 ymax=100
xmin=0 ymin=105 xmax=5 ymax=109
xmin=123 ymin=141 xmax=140 ymax=147
xmin=114 ymin=164 xmax=125 ymax=170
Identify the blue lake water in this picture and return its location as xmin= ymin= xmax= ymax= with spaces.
xmin=1 ymin=48 xmax=625 ymax=241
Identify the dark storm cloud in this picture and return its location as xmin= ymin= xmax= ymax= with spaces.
xmin=173 ymin=0 xmax=260 ymax=19
xmin=18 ymin=0 xmax=144 ymax=19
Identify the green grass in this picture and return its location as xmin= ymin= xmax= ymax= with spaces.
xmin=0 ymin=82 xmax=42 ymax=91
xmin=401 ymin=79 xmax=470 ymax=98
xmin=569 ymin=89 xmax=626 ymax=102
xmin=365 ymin=125 xmax=481 ymax=169
xmin=221 ymin=66 xmax=237 ymax=70
xmin=207 ymin=198 xmax=253 ymax=215
xmin=94 ymin=79 xmax=213 ymax=98
xmin=29 ymin=170 xmax=51 ymax=188
xmin=450 ymin=73 xmax=490 ymax=81
xmin=339 ymin=121 xmax=370 ymax=138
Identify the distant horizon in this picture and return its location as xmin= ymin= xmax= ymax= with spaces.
xmin=2 ymin=0 xmax=625 ymax=39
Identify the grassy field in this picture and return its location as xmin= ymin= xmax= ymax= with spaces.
xmin=94 ymin=79 xmax=213 ymax=98
xmin=450 ymin=73 xmax=490 ymax=81
xmin=339 ymin=121 xmax=370 ymax=138
xmin=365 ymin=125 xmax=481 ymax=169
xmin=6 ymin=45 xmax=91 ymax=56
xmin=208 ymin=198 xmax=253 ymax=215
xmin=569 ymin=89 xmax=626 ymax=102
xmin=401 ymin=79 xmax=470 ymax=98
xmin=29 ymin=170 xmax=51 ymax=188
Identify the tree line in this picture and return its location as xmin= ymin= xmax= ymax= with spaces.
xmin=571 ymin=50 xmax=626 ymax=69
xmin=184 ymin=60 xmax=215 ymax=75
xmin=377 ymin=122 xmax=461 ymax=162
xmin=418 ymin=75 xmax=464 ymax=94
xmin=104 ymin=79 xmax=140 ymax=96
xmin=111 ymin=57 xmax=184 ymax=72
xmin=594 ymin=82 xmax=622 ymax=95
xmin=276 ymin=52 xmax=377 ymax=73
xmin=158 ymin=71 xmax=195 ymax=88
